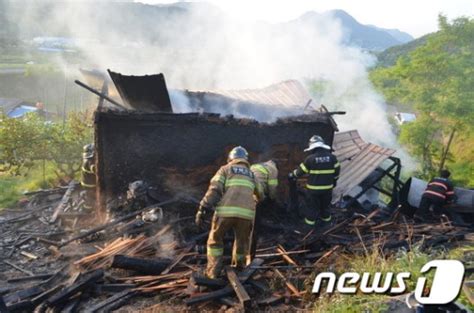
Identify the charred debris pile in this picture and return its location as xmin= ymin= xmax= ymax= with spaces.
xmin=1 ymin=185 xmax=472 ymax=311
xmin=0 ymin=71 xmax=473 ymax=311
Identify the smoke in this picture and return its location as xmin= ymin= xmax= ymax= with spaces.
xmin=3 ymin=0 xmax=416 ymax=169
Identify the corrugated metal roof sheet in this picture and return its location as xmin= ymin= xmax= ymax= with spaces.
xmin=197 ymin=80 xmax=312 ymax=108
xmin=108 ymin=70 xmax=173 ymax=113
xmin=332 ymin=130 xmax=396 ymax=202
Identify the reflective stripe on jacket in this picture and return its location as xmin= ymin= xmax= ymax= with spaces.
xmin=81 ymin=158 xmax=96 ymax=188
xmin=200 ymin=159 xmax=259 ymax=220
xmin=293 ymin=148 xmax=340 ymax=192
xmin=423 ymin=177 xmax=454 ymax=202
xmin=251 ymin=161 xmax=278 ymax=200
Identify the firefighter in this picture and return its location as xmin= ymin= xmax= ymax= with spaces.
xmin=251 ymin=160 xmax=279 ymax=201
xmin=195 ymin=146 xmax=260 ymax=279
xmin=416 ymin=170 xmax=455 ymax=220
xmin=249 ymin=160 xmax=279 ymax=258
xmin=288 ymin=135 xmax=340 ymax=228
xmin=80 ymin=143 xmax=96 ymax=210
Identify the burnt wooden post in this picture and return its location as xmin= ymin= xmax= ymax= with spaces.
xmin=111 ymin=255 xmax=170 ymax=275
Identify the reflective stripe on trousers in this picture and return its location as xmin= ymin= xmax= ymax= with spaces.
xmin=215 ymin=206 xmax=255 ymax=220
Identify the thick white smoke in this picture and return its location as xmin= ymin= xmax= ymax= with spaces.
xmin=5 ymin=1 xmax=415 ymax=168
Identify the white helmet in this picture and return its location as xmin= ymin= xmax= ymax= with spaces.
xmin=304 ymin=135 xmax=331 ymax=152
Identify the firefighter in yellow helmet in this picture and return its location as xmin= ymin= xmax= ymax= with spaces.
xmin=251 ymin=160 xmax=279 ymax=202
xmin=249 ymin=160 xmax=279 ymax=257
xmin=196 ymin=146 xmax=261 ymax=278
xmin=80 ymin=143 xmax=96 ymax=210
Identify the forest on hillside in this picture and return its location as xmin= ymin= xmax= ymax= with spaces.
xmin=370 ymin=15 xmax=474 ymax=186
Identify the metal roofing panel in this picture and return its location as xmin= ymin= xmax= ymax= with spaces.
xmin=332 ymin=130 xmax=396 ymax=202
xmin=108 ymin=70 xmax=173 ymax=113
xmin=198 ymin=80 xmax=312 ymax=108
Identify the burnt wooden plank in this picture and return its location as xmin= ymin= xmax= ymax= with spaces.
xmin=85 ymin=289 xmax=137 ymax=313
xmin=50 ymin=181 xmax=76 ymax=223
xmin=185 ymin=258 xmax=264 ymax=306
xmin=6 ymin=299 xmax=33 ymax=312
xmin=46 ymin=269 xmax=103 ymax=306
xmin=4 ymin=286 xmax=43 ymax=304
xmin=31 ymin=285 xmax=63 ymax=306
xmin=226 ymin=267 xmax=251 ymax=309
xmin=7 ymin=274 xmax=53 ymax=283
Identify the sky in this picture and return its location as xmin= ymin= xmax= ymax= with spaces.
xmin=136 ymin=0 xmax=474 ymax=38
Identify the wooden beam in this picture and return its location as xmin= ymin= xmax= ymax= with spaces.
xmin=111 ymin=255 xmax=170 ymax=275
xmin=185 ymin=258 xmax=264 ymax=306
xmin=50 ymin=180 xmax=76 ymax=223
xmin=226 ymin=267 xmax=250 ymax=309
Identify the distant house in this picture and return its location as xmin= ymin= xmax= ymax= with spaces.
xmin=394 ymin=112 xmax=416 ymax=125
xmin=0 ymin=98 xmax=44 ymax=118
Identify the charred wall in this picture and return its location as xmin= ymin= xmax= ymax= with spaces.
xmin=95 ymin=109 xmax=336 ymax=211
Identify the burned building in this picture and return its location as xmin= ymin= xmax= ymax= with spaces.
xmin=95 ymin=109 xmax=336 ymax=211
xmin=80 ymin=71 xmax=402 ymax=214
xmin=86 ymin=73 xmax=336 ymax=211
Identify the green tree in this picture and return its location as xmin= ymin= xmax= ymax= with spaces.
xmin=371 ymin=15 xmax=474 ymax=184
xmin=0 ymin=112 xmax=92 ymax=179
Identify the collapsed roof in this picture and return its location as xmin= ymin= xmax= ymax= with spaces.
xmin=332 ymin=130 xmax=399 ymax=203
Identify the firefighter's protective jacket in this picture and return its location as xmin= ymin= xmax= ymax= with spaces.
xmin=423 ymin=177 xmax=455 ymax=203
xmin=251 ymin=161 xmax=278 ymax=200
xmin=200 ymin=159 xmax=260 ymax=220
xmin=292 ymin=148 xmax=340 ymax=192
xmin=81 ymin=158 xmax=96 ymax=189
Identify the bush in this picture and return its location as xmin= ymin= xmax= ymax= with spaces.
xmin=0 ymin=111 xmax=93 ymax=179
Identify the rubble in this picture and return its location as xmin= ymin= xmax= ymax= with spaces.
xmin=1 ymin=185 xmax=472 ymax=312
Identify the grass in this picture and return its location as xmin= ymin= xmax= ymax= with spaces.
xmin=0 ymin=161 xmax=59 ymax=209
xmin=309 ymin=242 xmax=474 ymax=312
xmin=0 ymin=63 xmax=26 ymax=69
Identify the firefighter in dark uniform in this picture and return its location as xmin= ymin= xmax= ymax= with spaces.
xmin=416 ymin=169 xmax=455 ymax=219
xmin=196 ymin=146 xmax=261 ymax=278
xmin=288 ymin=135 xmax=340 ymax=227
xmin=80 ymin=143 xmax=96 ymax=210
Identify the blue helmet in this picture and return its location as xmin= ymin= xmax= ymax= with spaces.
xmin=228 ymin=146 xmax=249 ymax=162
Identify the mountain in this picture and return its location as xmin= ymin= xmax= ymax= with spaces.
xmin=323 ymin=10 xmax=413 ymax=50
xmin=372 ymin=27 xmax=414 ymax=43
xmin=0 ymin=1 xmax=413 ymax=51
xmin=376 ymin=34 xmax=431 ymax=67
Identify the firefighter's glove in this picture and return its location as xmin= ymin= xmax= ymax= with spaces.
xmin=195 ymin=206 xmax=206 ymax=227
